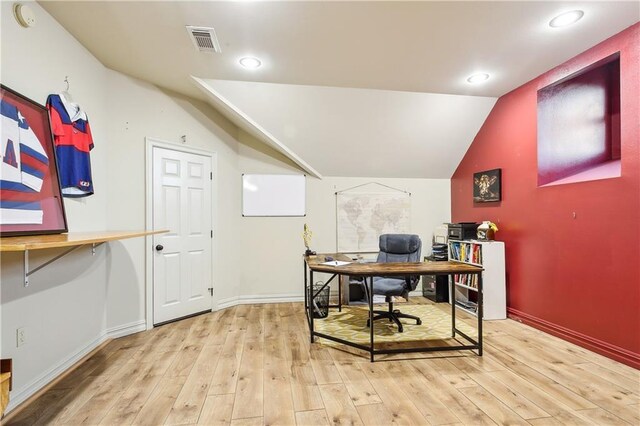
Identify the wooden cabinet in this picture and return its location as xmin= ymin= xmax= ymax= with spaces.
xmin=448 ymin=240 xmax=506 ymax=320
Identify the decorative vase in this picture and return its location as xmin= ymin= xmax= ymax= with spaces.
xmin=486 ymin=228 xmax=495 ymax=241
xmin=477 ymin=221 xmax=492 ymax=240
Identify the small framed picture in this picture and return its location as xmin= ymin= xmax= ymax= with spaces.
xmin=1 ymin=85 xmax=68 ymax=236
xmin=473 ymin=168 xmax=501 ymax=203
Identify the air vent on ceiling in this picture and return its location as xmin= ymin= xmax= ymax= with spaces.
xmin=186 ymin=26 xmax=221 ymax=53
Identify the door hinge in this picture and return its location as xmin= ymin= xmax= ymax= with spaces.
xmin=210 ymin=172 xmax=213 ymax=180
xmin=210 ymin=230 xmax=213 ymax=238
xmin=208 ymin=287 xmax=214 ymax=296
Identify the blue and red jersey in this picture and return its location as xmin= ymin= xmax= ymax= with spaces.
xmin=46 ymin=93 xmax=94 ymax=197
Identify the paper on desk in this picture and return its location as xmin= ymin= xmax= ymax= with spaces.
xmin=320 ymin=260 xmax=351 ymax=266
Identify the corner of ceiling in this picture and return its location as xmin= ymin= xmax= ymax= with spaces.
xmin=191 ymin=76 xmax=323 ymax=179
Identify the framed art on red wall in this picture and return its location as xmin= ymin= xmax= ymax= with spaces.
xmin=1 ymin=84 xmax=68 ymax=237
xmin=473 ymin=168 xmax=502 ymax=203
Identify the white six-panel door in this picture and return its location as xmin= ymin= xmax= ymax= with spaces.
xmin=152 ymin=146 xmax=212 ymax=325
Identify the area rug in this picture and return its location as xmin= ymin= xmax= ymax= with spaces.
xmin=314 ymin=303 xmax=477 ymax=346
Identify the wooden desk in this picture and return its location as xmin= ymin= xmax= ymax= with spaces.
xmin=304 ymin=253 xmax=484 ymax=362
xmin=304 ymin=253 xmax=353 ymax=310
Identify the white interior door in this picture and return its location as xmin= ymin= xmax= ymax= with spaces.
xmin=152 ymin=146 xmax=213 ymax=325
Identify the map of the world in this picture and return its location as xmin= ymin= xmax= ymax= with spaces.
xmin=336 ymin=192 xmax=411 ymax=252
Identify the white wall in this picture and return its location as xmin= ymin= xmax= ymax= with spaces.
xmin=0 ymin=1 xmax=453 ymax=414
xmin=1 ymin=0 xmax=110 ymax=411
xmin=236 ymin=131 xmax=451 ymax=301
xmin=0 ymin=1 xmax=242 ymax=411
xmin=103 ymin=72 xmax=242 ymax=328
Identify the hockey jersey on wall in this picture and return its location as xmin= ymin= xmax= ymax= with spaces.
xmin=0 ymin=99 xmax=50 ymax=225
xmin=46 ymin=93 xmax=94 ymax=197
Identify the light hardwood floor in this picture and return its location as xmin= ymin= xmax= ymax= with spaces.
xmin=5 ymin=300 xmax=639 ymax=425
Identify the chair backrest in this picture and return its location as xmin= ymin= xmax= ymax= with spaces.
xmin=376 ymin=234 xmax=422 ymax=263
xmin=376 ymin=234 xmax=422 ymax=291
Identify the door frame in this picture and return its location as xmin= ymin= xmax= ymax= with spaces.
xmin=145 ymin=137 xmax=217 ymax=330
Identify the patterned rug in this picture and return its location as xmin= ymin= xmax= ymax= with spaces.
xmin=314 ymin=303 xmax=477 ymax=346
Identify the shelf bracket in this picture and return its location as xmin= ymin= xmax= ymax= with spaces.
xmin=92 ymin=242 xmax=105 ymax=255
xmin=23 ymin=245 xmax=83 ymax=287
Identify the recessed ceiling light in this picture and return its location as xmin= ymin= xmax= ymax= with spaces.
xmin=239 ymin=57 xmax=262 ymax=69
xmin=467 ymin=73 xmax=490 ymax=84
xmin=549 ymin=10 xmax=584 ymax=28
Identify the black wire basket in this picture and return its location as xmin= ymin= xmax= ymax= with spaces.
xmin=311 ymin=281 xmax=330 ymax=319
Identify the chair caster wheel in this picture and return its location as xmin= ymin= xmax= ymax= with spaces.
xmin=417 ymin=320 xmax=422 ymax=325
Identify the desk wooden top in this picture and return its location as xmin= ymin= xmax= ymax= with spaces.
xmin=0 ymin=230 xmax=168 ymax=252
xmin=305 ymin=253 xmax=482 ymax=276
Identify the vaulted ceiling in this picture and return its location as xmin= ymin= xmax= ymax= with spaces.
xmin=41 ymin=1 xmax=639 ymax=178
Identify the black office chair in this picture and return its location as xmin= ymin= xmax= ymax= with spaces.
xmin=366 ymin=234 xmax=422 ymax=332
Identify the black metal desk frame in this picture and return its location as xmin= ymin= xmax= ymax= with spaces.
xmin=304 ymin=260 xmax=483 ymax=362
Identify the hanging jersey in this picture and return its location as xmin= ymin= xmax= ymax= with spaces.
xmin=46 ymin=93 xmax=94 ymax=197
xmin=1 ymin=99 xmax=49 ymax=225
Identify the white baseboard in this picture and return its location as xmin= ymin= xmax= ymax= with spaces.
xmin=106 ymin=319 xmax=147 ymax=339
xmin=5 ymin=319 xmax=146 ymax=414
xmin=216 ymin=293 xmax=303 ymax=310
xmin=216 ymin=296 xmax=239 ymax=310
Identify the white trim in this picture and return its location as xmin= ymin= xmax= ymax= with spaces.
xmin=145 ymin=137 xmax=217 ymax=330
xmin=105 ymin=319 xmax=147 ymax=339
xmin=216 ymin=296 xmax=239 ymax=310
xmin=5 ymin=319 xmax=145 ymax=414
xmin=216 ymin=293 xmax=304 ymax=310
xmin=191 ymin=76 xmax=322 ymax=179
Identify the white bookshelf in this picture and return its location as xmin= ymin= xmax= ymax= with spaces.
xmin=448 ymin=240 xmax=506 ymax=320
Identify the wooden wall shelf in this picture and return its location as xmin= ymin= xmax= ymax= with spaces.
xmin=0 ymin=230 xmax=166 ymax=252
xmin=0 ymin=230 xmax=167 ymax=286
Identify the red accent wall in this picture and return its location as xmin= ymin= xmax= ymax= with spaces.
xmin=451 ymin=23 xmax=640 ymax=368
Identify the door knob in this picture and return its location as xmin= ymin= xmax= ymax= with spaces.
xmin=155 ymin=244 xmax=164 ymax=251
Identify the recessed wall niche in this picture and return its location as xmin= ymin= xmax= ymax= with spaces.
xmin=537 ymin=53 xmax=621 ymax=186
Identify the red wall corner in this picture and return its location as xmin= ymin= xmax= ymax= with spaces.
xmin=451 ymin=23 xmax=640 ymax=367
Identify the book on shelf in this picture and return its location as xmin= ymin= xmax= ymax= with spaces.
xmin=449 ymin=241 xmax=483 ymax=265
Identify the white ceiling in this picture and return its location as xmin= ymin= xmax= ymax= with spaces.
xmin=40 ymin=1 xmax=639 ymax=98
xmin=197 ymin=79 xmax=496 ymax=178
xmin=39 ymin=1 xmax=639 ymax=178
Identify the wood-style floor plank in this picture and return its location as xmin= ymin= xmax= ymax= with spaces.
xmin=318 ymin=383 xmax=364 ymax=426
xmin=360 ymin=362 xmax=430 ymax=425
xmin=576 ymin=406 xmax=632 ymax=425
xmin=384 ymin=361 xmax=460 ymax=425
xmin=131 ymin=375 xmax=187 ymax=426
xmin=333 ymin=361 xmax=382 ymax=406
xmin=466 ymin=371 xmax=551 ymax=420
xmin=295 ymin=409 xmax=330 ymax=426
xmin=264 ymin=337 xmax=296 ymax=426
xmin=231 ymin=339 xmax=264 ymax=420
xmin=209 ymin=330 xmax=245 ymax=395
xmin=6 ymin=299 xmax=640 ymax=426
xmin=197 ymin=394 xmax=235 ymax=425
xmin=165 ymin=344 xmax=222 ymax=425
xmin=290 ymin=364 xmax=325 ymax=412
xmin=457 ymin=385 xmax=529 ymax=426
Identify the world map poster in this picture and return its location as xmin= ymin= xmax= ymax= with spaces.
xmin=336 ymin=192 xmax=411 ymax=252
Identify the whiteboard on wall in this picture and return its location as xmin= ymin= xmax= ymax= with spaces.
xmin=242 ymin=174 xmax=306 ymax=217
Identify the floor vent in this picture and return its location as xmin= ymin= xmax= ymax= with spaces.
xmin=186 ymin=26 xmax=221 ymax=53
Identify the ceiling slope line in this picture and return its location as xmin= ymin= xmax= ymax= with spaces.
xmin=191 ymin=76 xmax=323 ymax=179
